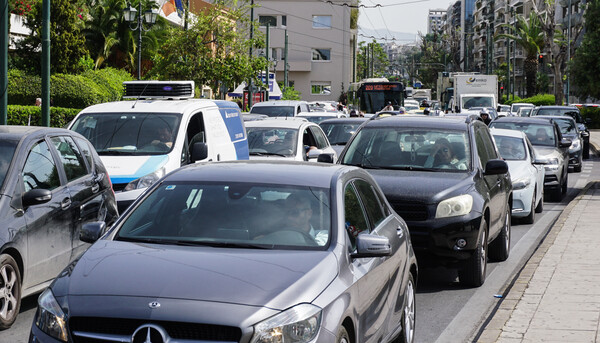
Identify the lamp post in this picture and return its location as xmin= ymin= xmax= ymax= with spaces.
xmin=123 ymin=1 xmax=158 ymax=80
xmin=566 ymin=0 xmax=571 ymax=105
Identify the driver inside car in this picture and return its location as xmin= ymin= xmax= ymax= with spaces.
xmin=284 ymin=194 xmax=328 ymax=245
xmin=150 ymin=126 xmax=174 ymax=149
xmin=424 ymin=138 xmax=467 ymax=170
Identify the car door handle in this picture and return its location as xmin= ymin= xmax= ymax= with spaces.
xmin=91 ymin=183 xmax=100 ymax=193
xmin=61 ymin=197 xmax=72 ymax=210
xmin=397 ymin=226 xmax=404 ymax=238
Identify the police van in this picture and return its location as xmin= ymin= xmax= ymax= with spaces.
xmin=68 ymin=80 xmax=249 ymax=212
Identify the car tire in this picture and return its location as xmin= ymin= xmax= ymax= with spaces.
xmin=535 ymin=189 xmax=544 ymax=213
xmin=397 ymin=274 xmax=416 ymax=343
xmin=337 ymin=326 xmax=351 ymax=343
xmin=522 ymin=193 xmax=535 ymax=224
xmin=561 ymin=172 xmax=568 ymax=195
xmin=490 ymin=206 xmax=511 ymax=260
xmin=459 ymin=219 xmax=487 ymax=288
xmin=574 ymin=163 xmax=582 ymax=173
xmin=0 ymin=254 xmax=21 ymax=329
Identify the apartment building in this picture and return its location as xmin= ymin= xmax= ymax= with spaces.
xmin=428 ymin=9 xmax=446 ymax=35
xmin=253 ymin=0 xmax=356 ymax=102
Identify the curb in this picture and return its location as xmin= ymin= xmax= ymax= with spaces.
xmin=474 ymin=181 xmax=599 ymax=342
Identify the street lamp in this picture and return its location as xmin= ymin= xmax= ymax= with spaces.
xmin=123 ymin=1 xmax=158 ymax=80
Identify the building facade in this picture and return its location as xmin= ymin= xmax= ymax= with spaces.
xmin=253 ymin=0 xmax=356 ymax=102
xmin=428 ymin=9 xmax=446 ymax=34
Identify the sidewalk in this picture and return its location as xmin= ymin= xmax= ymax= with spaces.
xmin=475 ymin=130 xmax=600 ymax=343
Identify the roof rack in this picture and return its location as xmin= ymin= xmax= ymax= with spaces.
xmin=123 ymin=81 xmax=195 ymax=99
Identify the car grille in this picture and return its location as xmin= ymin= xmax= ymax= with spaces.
xmin=390 ymin=201 xmax=429 ymax=221
xmin=69 ymin=317 xmax=242 ymax=343
xmin=112 ymin=183 xmax=127 ymax=192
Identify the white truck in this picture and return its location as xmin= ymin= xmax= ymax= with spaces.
xmin=451 ymin=74 xmax=498 ymax=113
xmin=412 ymin=89 xmax=432 ymax=105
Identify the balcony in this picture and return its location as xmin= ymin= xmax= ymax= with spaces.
xmin=495 ymin=48 xmax=506 ymax=57
xmin=495 ymin=0 xmax=507 ymax=11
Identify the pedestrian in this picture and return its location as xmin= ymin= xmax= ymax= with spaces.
xmin=480 ymin=109 xmax=492 ymax=125
xmin=35 ymin=98 xmax=41 ymax=107
xmin=382 ymin=101 xmax=394 ymax=111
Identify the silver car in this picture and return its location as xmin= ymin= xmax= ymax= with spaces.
xmin=30 ymin=161 xmax=418 ymax=343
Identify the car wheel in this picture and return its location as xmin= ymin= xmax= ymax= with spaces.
xmin=459 ymin=219 xmax=487 ymax=287
xmin=490 ymin=206 xmax=511 ymax=260
xmin=0 ymin=254 xmax=21 ymax=329
xmin=561 ymin=171 xmax=568 ymax=195
xmin=337 ymin=326 xmax=351 ymax=343
xmin=535 ymin=189 xmax=544 ymax=213
xmin=522 ymin=193 xmax=535 ymax=224
xmin=399 ymin=274 xmax=416 ymax=343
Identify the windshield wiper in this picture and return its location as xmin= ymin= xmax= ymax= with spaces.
xmin=97 ymin=150 xmax=137 ymax=155
xmin=116 ymin=237 xmax=270 ymax=249
xmin=250 ymin=152 xmax=288 ymax=157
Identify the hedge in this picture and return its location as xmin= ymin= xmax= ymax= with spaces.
xmin=501 ymin=94 xmax=555 ymax=106
xmin=580 ymin=107 xmax=600 ymax=129
xmin=7 ymin=105 xmax=81 ymax=128
xmin=7 ymin=68 xmax=133 ymax=108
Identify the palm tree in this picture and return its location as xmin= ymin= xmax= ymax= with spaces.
xmin=496 ymin=12 xmax=545 ymax=97
xmin=82 ymin=0 xmax=124 ymax=69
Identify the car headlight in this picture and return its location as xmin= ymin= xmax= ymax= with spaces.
xmin=569 ymin=139 xmax=581 ymax=152
xmin=512 ymin=177 xmax=531 ymax=190
xmin=251 ymin=304 xmax=322 ymax=343
xmin=435 ymin=194 xmax=473 ymax=218
xmin=35 ymin=288 xmax=68 ymax=342
xmin=544 ymin=158 xmax=560 ymax=171
xmin=124 ymin=167 xmax=166 ymax=191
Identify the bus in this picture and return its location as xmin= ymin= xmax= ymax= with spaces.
xmin=348 ymin=78 xmax=405 ymax=114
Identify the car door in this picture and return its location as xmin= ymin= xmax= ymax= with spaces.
xmin=474 ymin=125 xmax=506 ymax=235
xmin=343 ymin=181 xmax=391 ymax=343
xmin=22 ymin=139 xmax=73 ymax=288
xmin=526 ymin=138 xmax=545 ymax=204
xmin=309 ymin=125 xmax=337 ymax=161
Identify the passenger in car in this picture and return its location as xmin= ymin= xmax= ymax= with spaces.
xmin=425 ymin=138 xmax=467 ymax=170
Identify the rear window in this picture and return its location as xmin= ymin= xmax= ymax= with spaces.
xmin=250 ymin=106 xmax=295 ymax=117
xmin=535 ymin=108 xmax=582 ymax=123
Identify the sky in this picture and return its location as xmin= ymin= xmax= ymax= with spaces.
xmin=357 ymin=0 xmax=455 ymax=43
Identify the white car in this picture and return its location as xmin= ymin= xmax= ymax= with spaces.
xmin=491 ymin=128 xmax=545 ymax=224
xmin=246 ymin=118 xmax=337 ymax=162
xmin=297 ymin=111 xmax=343 ymax=124
xmin=510 ymin=103 xmax=534 ymax=116
xmin=249 ymin=100 xmax=311 ymax=117
xmin=497 ymin=104 xmax=511 ymax=117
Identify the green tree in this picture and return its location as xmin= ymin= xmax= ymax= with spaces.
xmin=497 ymin=12 xmax=545 ymax=97
xmin=570 ymin=0 xmax=600 ymax=100
xmin=14 ymin=0 xmax=89 ymax=74
xmin=357 ymin=40 xmax=389 ymax=79
xmin=281 ymin=85 xmax=301 ymax=100
xmin=147 ymin=0 xmax=266 ymax=97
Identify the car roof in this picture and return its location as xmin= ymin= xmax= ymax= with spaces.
xmin=535 ymin=115 xmax=576 ymax=122
xmin=297 ymin=111 xmax=338 ymax=117
xmin=0 ymin=125 xmax=79 ymax=142
xmin=245 ymin=118 xmax=312 ymax=129
xmin=363 ymin=115 xmax=472 ymax=130
xmin=251 ymin=100 xmax=307 ymax=107
xmin=537 ymin=105 xmax=578 ymax=109
xmin=165 ymin=160 xmax=357 ymax=188
xmin=319 ymin=118 xmax=367 ymax=125
xmin=77 ymin=99 xmax=221 ymax=115
xmin=490 ymin=127 xmax=527 ymax=139
xmin=492 ymin=116 xmax=554 ymax=125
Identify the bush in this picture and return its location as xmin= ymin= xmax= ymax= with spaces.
xmin=520 ymin=94 xmax=555 ymax=106
xmin=7 ymin=105 xmax=81 ymax=127
xmin=581 ymin=107 xmax=600 ymax=129
xmin=501 ymin=95 xmax=522 ymax=105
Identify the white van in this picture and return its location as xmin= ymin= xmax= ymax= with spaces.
xmin=249 ymin=100 xmax=310 ymax=117
xmin=68 ymin=81 xmax=249 ymax=212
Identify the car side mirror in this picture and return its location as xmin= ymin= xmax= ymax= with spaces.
xmin=532 ymin=157 xmax=548 ymax=165
xmin=351 ymin=234 xmax=392 ymax=258
xmin=317 ymin=153 xmax=334 ymax=163
xmin=307 ymin=148 xmax=324 ymax=159
xmin=559 ymin=138 xmax=572 ymax=148
xmin=80 ymin=221 xmax=107 ymax=243
xmin=484 ymin=159 xmax=509 ymax=175
xmin=22 ymin=188 xmax=52 ymax=207
xmin=191 ymin=142 xmax=208 ymax=162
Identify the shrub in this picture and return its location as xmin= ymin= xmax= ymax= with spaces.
xmin=7 ymin=105 xmax=81 ymax=127
xmin=520 ymin=94 xmax=555 ymax=106
xmin=500 ymin=95 xmax=522 ymax=106
xmin=581 ymin=107 xmax=600 ymax=129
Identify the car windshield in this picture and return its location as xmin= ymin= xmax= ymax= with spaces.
xmin=115 ymin=182 xmax=331 ymax=249
xmin=519 ymin=108 xmax=532 ymax=117
xmin=247 ymin=127 xmax=298 ymax=157
xmin=319 ymin=122 xmax=362 ymax=145
xmin=535 ymin=108 xmax=583 ymax=123
xmin=511 ymin=104 xmax=532 ymax=112
xmin=493 ymin=135 xmax=527 ymax=161
xmin=490 ymin=122 xmax=556 ymax=147
xmin=341 ymin=127 xmax=471 ymax=171
xmin=250 ymin=106 xmax=295 ymax=117
xmin=70 ymin=113 xmax=181 ymax=155
xmin=0 ymin=140 xmax=17 ymax=190
xmin=462 ymin=96 xmax=493 ymax=109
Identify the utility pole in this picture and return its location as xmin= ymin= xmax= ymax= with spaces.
xmin=506 ymin=11 xmax=510 ymax=101
xmin=511 ymin=6 xmax=515 ymax=100
xmin=352 ymin=37 xmax=356 ymax=82
xmin=370 ymin=43 xmax=374 ymax=77
xmin=265 ymin=23 xmax=269 ymax=101
xmin=566 ymin=0 xmax=571 ymax=105
xmin=248 ymin=0 xmax=254 ymax=110
xmin=42 ymin=0 xmax=50 ymax=126
xmin=284 ymin=29 xmax=288 ymax=91
xmin=1 ymin=0 xmax=7 ymax=124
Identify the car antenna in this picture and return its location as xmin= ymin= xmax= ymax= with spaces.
xmin=131 ymin=82 xmax=151 ymax=109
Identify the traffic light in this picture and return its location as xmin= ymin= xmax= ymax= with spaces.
xmin=539 ymin=54 xmax=544 ymax=63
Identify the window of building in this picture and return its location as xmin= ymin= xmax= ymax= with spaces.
xmin=312 ymin=15 xmax=331 ymax=29
xmin=312 ymin=48 xmax=331 ymax=61
xmin=281 ymin=15 xmax=287 ymax=27
xmin=311 ymin=82 xmax=331 ymax=95
xmin=259 ymin=15 xmax=277 ymax=27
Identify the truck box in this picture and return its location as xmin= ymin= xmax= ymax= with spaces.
xmin=452 ymin=74 xmax=498 ymax=112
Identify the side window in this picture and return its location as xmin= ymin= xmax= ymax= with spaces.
xmin=50 ymin=136 xmax=88 ymax=182
xmin=187 ymin=112 xmax=205 ymax=163
xmin=475 ymin=127 xmax=496 ymax=167
xmin=354 ymin=179 xmax=386 ymax=228
xmin=344 ymin=183 xmax=369 ymax=250
xmin=310 ymin=127 xmax=328 ymax=149
xmin=23 ymin=140 xmax=61 ymax=192
xmin=73 ymin=137 xmax=94 ymax=172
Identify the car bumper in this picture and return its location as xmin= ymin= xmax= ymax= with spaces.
xmin=568 ymin=150 xmax=582 ymax=167
xmin=511 ymin=185 xmax=534 ymax=217
xmin=406 ymin=212 xmax=483 ymax=264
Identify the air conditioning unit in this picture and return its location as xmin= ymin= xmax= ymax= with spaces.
xmin=123 ymin=81 xmax=195 ymax=99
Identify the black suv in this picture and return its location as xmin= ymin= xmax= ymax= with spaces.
xmin=531 ymin=106 xmax=591 ymax=159
xmin=338 ymin=116 xmax=512 ymax=287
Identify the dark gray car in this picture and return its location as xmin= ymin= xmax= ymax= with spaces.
xmin=0 ymin=126 xmax=118 ymax=329
xmin=30 ymin=161 xmax=418 ymax=343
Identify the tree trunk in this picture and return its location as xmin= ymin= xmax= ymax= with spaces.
xmin=552 ymin=61 xmax=564 ymax=105
xmin=524 ymin=57 xmax=538 ymax=97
